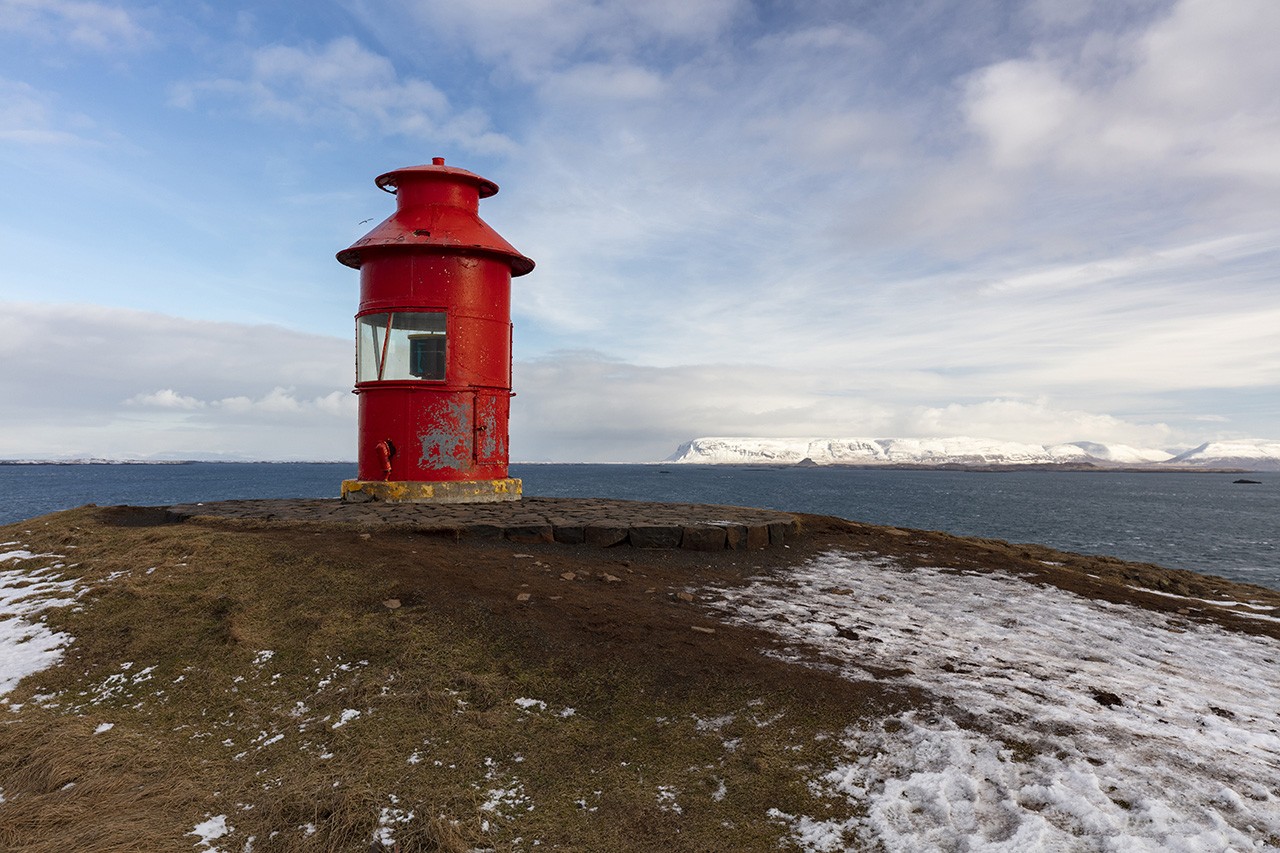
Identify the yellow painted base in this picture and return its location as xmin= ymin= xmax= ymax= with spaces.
xmin=341 ymin=478 xmax=522 ymax=504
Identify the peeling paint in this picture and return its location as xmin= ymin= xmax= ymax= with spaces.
xmin=418 ymin=397 xmax=472 ymax=471
xmin=475 ymin=394 xmax=505 ymax=465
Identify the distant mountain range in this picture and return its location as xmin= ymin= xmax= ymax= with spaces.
xmin=665 ymin=437 xmax=1280 ymax=471
xmin=0 ymin=458 xmax=192 ymax=465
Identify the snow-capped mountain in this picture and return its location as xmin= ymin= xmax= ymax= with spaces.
xmin=1165 ymin=440 xmax=1280 ymax=471
xmin=664 ymin=436 xmax=1278 ymax=469
xmin=1056 ymin=441 xmax=1177 ymax=465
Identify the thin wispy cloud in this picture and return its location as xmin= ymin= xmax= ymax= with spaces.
xmin=0 ymin=0 xmax=150 ymax=51
xmin=0 ymin=78 xmax=100 ymax=145
xmin=170 ymin=37 xmax=515 ymax=153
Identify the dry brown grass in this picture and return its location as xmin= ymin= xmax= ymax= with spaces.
xmin=0 ymin=506 xmax=894 ymax=851
xmin=0 ymin=719 xmax=203 ymax=851
xmin=6 ymin=504 xmax=1275 ymax=850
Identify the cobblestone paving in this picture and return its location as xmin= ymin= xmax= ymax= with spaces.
xmin=164 ymin=496 xmax=800 ymax=551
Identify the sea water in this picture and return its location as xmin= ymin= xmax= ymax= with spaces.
xmin=0 ymin=462 xmax=1275 ymax=591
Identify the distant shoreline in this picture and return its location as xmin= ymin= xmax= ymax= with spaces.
xmin=0 ymin=460 xmax=355 ymax=466
xmin=803 ymin=462 xmax=1255 ymax=473
xmin=663 ymin=462 xmax=1257 ymax=473
xmin=668 ymin=437 xmax=1280 ymax=472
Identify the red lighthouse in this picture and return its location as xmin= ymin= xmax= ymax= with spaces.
xmin=337 ymin=158 xmax=533 ymax=504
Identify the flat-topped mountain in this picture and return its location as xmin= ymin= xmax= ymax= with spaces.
xmin=666 ymin=436 xmax=1280 ymax=470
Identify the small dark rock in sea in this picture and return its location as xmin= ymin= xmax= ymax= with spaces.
xmin=1233 ymin=479 xmax=1262 ymax=484
xmin=795 ymin=457 xmax=820 ymax=467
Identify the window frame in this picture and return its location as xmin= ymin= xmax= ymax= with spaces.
xmin=357 ymin=310 xmax=447 ymax=383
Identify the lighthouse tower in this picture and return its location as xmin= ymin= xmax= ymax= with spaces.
xmin=337 ymin=158 xmax=533 ymax=504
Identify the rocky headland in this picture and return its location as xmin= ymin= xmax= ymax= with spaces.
xmin=2 ymin=499 xmax=1278 ymax=851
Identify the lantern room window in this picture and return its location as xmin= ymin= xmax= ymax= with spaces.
xmin=357 ymin=312 xmax=446 ymax=382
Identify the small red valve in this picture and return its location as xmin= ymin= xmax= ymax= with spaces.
xmin=375 ymin=439 xmax=396 ymax=480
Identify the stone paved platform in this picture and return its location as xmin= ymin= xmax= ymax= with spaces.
xmin=163 ymin=496 xmax=800 ymax=551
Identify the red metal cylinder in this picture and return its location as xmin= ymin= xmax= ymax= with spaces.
xmin=338 ymin=160 xmax=533 ymax=485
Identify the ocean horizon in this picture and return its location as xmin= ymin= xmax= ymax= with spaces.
xmin=1 ymin=462 xmax=1275 ymax=592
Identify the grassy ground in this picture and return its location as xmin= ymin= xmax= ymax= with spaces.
xmin=2 ymin=505 xmax=1276 ymax=851
xmin=0 ymin=507 xmax=912 ymax=852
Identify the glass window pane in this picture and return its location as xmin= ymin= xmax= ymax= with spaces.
xmin=357 ymin=313 xmax=389 ymax=382
xmin=392 ymin=312 xmax=445 ymax=334
xmin=356 ymin=311 xmax=446 ymax=381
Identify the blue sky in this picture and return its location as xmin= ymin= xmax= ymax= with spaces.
xmin=1 ymin=0 xmax=1277 ymax=461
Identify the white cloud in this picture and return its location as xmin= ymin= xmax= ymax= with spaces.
xmin=964 ymin=59 xmax=1081 ymax=169
xmin=1009 ymin=307 xmax=1280 ymax=393
xmin=127 ymin=389 xmax=205 ymax=410
xmin=0 ymin=301 xmax=1263 ymax=462
xmin=375 ymin=0 xmax=744 ymax=82
xmin=209 ymin=386 xmax=356 ymax=419
xmin=126 ymin=386 xmax=356 ymax=419
xmin=0 ymin=78 xmax=98 ymax=146
xmin=509 ymin=351 xmax=1182 ymax=462
xmin=171 ymin=37 xmax=514 ymax=153
xmin=511 ymin=211 xmax=1280 ymax=416
xmin=904 ymin=398 xmax=1174 ymax=447
xmin=237 ymin=386 xmax=301 ymax=414
xmin=313 ymin=390 xmax=353 ymax=417
xmin=0 ymin=0 xmax=149 ymax=51
xmin=0 ymin=302 xmax=355 ymax=460
xmin=964 ymin=0 xmax=1280 ymax=183
xmin=624 ymin=0 xmax=742 ymax=40
xmin=541 ymin=62 xmax=665 ymax=102
xmin=509 ymin=351 xmax=888 ymax=461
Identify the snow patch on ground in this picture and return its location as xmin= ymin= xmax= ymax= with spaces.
xmin=514 ymin=696 xmax=578 ymax=718
xmin=0 ymin=546 xmax=75 ymax=698
xmin=188 ymin=814 xmax=232 ymax=849
xmin=656 ymin=785 xmax=683 ymax=814
xmin=331 ymin=708 xmax=361 ymax=728
xmin=1127 ymin=585 xmax=1280 ymax=621
xmin=78 ymin=661 xmax=161 ymax=707
xmin=8 ymin=534 xmax=1279 ymax=851
xmin=707 ymin=552 xmax=1280 ymax=852
xmin=374 ymin=794 xmax=415 ymax=845
xmin=476 ymin=756 xmax=535 ymax=834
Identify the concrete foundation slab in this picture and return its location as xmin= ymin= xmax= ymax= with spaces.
xmin=341 ymin=478 xmax=521 ymax=504
xmin=164 ymin=496 xmax=800 ymax=552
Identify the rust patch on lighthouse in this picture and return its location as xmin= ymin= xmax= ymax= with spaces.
xmin=474 ymin=394 xmax=506 ymax=465
xmin=418 ymin=397 xmax=473 ymax=471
